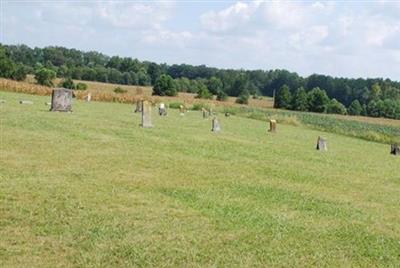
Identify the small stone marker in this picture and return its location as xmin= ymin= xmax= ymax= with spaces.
xmin=50 ymin=88 xmax=72 ymax=112
xmin=179 ymin=105 xmax=185 ymax=116
xmin=141 ymin=100 xmax=153 ymax=128
xmin=19 ymin=100 xmax=33 ymax=105
xmin=391 ymin=144 xmax=399 ymax=155
xmin=202 ymin=108 xmax=208 ymax=119
xmin=208 ymin=108 xmax=213 ymax=117
xmin=134 ymin=100 xmax=142 ymax=113
xmin=269 ymin=119 xmax=277 ymax=132
xmin=211 ymin=117 xmax=221 ymax=132
xmin=316 ymin=136 xmax=327 ymax=151
xmin=85 ymin=93 xmax=91 ymax=102
xmin=225 ymin=112 xmax=230 ymax=117
xmin=0 ymin=99 xmax=6 ymax=104
xmin=159 ymin=102 xmax=167 ymax=116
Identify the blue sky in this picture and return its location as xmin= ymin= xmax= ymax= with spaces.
xmin=2 ymin=1 xmax=400 ymax=80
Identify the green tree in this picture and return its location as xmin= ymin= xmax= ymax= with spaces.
xmin=348 ymin=100 xmax=363 ymax=115
xmin=236 ymin=90 xmax=250 ymax=104
xmin=76 ymin=82 xmax=88 ymax=91
xmin=370 ymin=83 xmax=382 ymax=101
xmin=207 ymin=77 xmax=223 ymax=95
xmin=0 ymin=46 xmax=16 ymax=79
xmin=307 ymin=87 xmax=329 ymax=113
xmin=327 ymin=98 xmax=347 ymax=115
xmin=12 ymin=64 xmax=28 ymax=81
xmin=35 ymin=67 xmax=56 ymax=87
xmin=153 ymin=74 xmax=177 ymax=96
xmin=196 ymin=84 xmax=212 ymax=99
xmin=291 ymin=87 xmax=308 ymax=111
xmin=216 ymin=90 xmax=228 ymax=101
xmin=274 ymin=85 xmax=292 ymax=109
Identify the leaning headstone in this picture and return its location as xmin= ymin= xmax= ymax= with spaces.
xmin=85 ymin=93 xmax=91 ymax=102
xmin=134 ymin=100 xmax=142 ymax=113
xmin=141 ymin=100 xmax=153 ymax=128
xmin=391 ymin=144 xmax=400 ymax=155
xmin=211 ymin=117 xmax=221 ymax=132
xmin=316 ymin=136 xmax=327 ymax=151
xmin=269 ymin=119 xmax=277 ymax=133
xmin=19 ymin=100 xmax=33 ymax=105
xmin=50 ymin=88 xmax=72 ymax=112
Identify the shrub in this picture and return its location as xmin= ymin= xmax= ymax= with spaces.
xmin=76 ymin=82 xmax=88 ymax=91
xmin=327 ymin=98 xmax=347 ymax=115
xmin=195 ymin=85 xmax=212 ymax=99
xmin=59 ymin=77 xmax=75 ymax=89
xmin=35 ymin=67 xmax=56 ymax=87
xmin=192 ymin=103 xmax=210 ymax=111
xmin=236 ymin=90 xmax=250 ymax=104
xmin=216 ymin=90 xmax=228 ymax=101
xmin=168 ymin=102 xmax=184 ymax=109
xmin=274 ymin=85 xmax=292 ymax=109
xmin=114 ymin=87 xmax=127 ymax=94
xmin=153 ymin=74 xmax=177 ymax=96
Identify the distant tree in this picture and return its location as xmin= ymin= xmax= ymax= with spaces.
xmin=327 ymin=98 xmax=347 ymax=115
xmin=236 ymin=90 xmax=250 ymax=104
xmin=35 ymin=67 xmax=56 ymax=86
xmin=367 ymin=100 xmax=379 ymax=117
xmin=291 ymin=87 xmax=308 ymax=111
xmin=153 ymin=74 xmax=177 ymax=96
xmin=196 ymin=84 xmax=212 ymax=99
xmin=274 ymin=85 xmax=292 ymax=109
xmin=59 ymin=77 xmax=75 ymax=89
xmin=307 ymin=87 xmax=329 ymax=113
xmin=370 ymin=83 xmax=382 ymax=101
xmin=207 ymin=76 xmax=223 ymax=95
xmin=12 ymin=64 xmax=28 ymax=81
xmin=0 ymin=46 xmax=16 ymax=79
xmin=348 ymin=100 xmax=363 ymax=115
xmin=216 ymin=90 xmax=228 ymax=101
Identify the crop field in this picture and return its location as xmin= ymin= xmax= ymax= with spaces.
xmin=1 ymin=91 xmax=400 ymax=267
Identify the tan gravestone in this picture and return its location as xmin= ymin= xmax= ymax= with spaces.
xmin=134 ymin=100 xmax=142 ymax=113
xmin=316 ymin=136 xmax=327 ymax=151
xmin=391 ymin=144 xmax=399 ymax=156
xmin=211 ymin=117 xmax=221 ymax=132
xmin=141 ymin=100 xmax=153 ymax=128
xmin=85 ymin=93 xmax=91 ymax=102
xmin=50 ymin=88 xmax=72 ymax=112
xmin=202 ymin=108 xmax=208 ymax=119
xmin=269 ymin=119 xmax=277 ymax=133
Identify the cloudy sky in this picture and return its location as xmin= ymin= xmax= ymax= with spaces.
xmin=2 ymin=1 xmax=400 ymax=80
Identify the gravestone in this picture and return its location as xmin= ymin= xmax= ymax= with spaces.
xmin=0 ymin=99 xmax=6 ymax=104
xmin=269 ymin=119 xmax=277 ymax=132
xmin=202 ymin=108 xmax=208 ymax=119
xmin=19 ymin=100 xmax=33 ymax=105
xmin=134 ymin=100 xmax=142 ymax=113
xmin=50 ymin=88 xmax=72 ymax=112
xmin=179 ymin=105 xmax=185 ymax=115
xmin=211 ymin=117 xmax=221 ymax=132
xmin=208 ymin=108 xmax=213 ymax=117
xmin=316 ymin=136 xmax=327 ymax=151
xmin=85 ymin=93 xmax=91 ymax=102
xmin=159 ymin=102 xmax=167 ymax=116
xmin=391 ymin=144 xmax=399 ymax=155
xmin=141 ymin=100 xmax=153 ymax=128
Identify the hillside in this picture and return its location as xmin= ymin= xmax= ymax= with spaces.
xmin=1 ymin=91 xmax=400 ymax=267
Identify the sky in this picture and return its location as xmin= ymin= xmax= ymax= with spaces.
xmin=2 ymin=0 xmax=400 ymax=80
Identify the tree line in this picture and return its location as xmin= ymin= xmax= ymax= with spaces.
xmin=1 ymin=43 xmax=400 ymax=118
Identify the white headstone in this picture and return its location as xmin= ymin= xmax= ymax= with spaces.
xmin=141 ymin=100 xmax=153 ymax=128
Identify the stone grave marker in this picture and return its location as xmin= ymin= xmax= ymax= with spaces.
xmin=159 ymin=102 xmax=167 ymax=116
xmin=50 ymin=88 xmax=72 ymax=112
xmin=202 ymin=108 xmax=208 ymax=119
xmin=0 ymin=99 xmax=6 ymax=104
xmin=141 ymin=100 xmax=153 ymax=128
xmin=316 ymin=136 xmax=327 ymax=151
xmin=134 ymin=100 xmax=142 ymax=113
xmin=211 ymin=117 xmax=221 ymax=132
xmin=391 ymin=144 xmax=399 ymax=156
xmin=269 ymin=119 xmax=277 ymax=133
xmin=85 ymin=93 xmax=91 ymax=102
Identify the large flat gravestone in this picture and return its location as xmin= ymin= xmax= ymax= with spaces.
xmin=141 ymin=100 xmax=153 ymax=128
xmin=316 ymin=136 xmax=327 ymax=151
xmin=391 ymin=144 xmax=399 ymax=155
xmin=211 ymin=117 xmax=221 ymax=132
xmin=134 ymin=100 xmax=142 ymax=113
xmin=269 ymin=119 xmax=277 ymax=133
xmin=50 ymin=88 xmax=72 ymax=112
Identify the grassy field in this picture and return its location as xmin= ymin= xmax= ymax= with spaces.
xmin=1 ymin=91 xmax=400 ymax=267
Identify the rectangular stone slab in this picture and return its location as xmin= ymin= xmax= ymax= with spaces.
xmin=141 ymin=100 xmax=153 ymax=128
xmin=50 ymin=88 xmax=72 ymax=112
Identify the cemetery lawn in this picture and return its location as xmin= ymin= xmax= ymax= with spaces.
xmin=1 ymin=91 xmax=400 ymax=267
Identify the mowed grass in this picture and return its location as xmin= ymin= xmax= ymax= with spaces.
xmin=1 ymin=91 xmax=400 ymax=267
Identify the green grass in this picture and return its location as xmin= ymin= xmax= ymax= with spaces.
xmin=1 ymin=91 xmax=400 ymax=267
xmin=221 ymin=106 xmax=400 ymax=144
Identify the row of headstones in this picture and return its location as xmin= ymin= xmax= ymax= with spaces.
xmin=7 ymin=88 xmax=400 ymax=156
